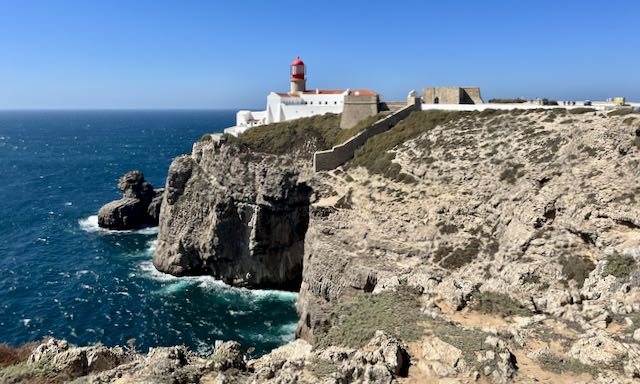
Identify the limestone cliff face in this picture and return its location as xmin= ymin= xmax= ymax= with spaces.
xmin=153 ymin=135 xmax=311 ymax=290
xmin=295 ymin=110 xmax=640 ymax=382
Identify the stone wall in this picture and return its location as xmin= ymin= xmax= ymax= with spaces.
xmin=314 ymin=98 xmax=421 ymax=172
xmin=461 ymin=87 xmax=483 ymax=104
xmin=424 ymin=87 xmax=460 ymax=104
xmin=423 ymin=87 xmax=483 ymax=104
xmin=340 ymin=95 xmax=379 ymax=129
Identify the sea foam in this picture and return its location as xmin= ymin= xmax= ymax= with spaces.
xmin=79 ymin=215 xmax=158 ymax=235
xmin=139 ymin=260 xmax=298 ymax=302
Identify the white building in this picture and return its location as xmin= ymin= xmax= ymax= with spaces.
xmin=224 ymin=57 xmax=377 ymax=136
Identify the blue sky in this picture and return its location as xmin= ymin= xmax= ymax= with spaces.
xmin=1 ymin=0 xmax=638 ymax=109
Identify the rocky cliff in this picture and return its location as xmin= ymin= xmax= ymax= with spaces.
xmin=153 ymin=135 xmax=311 ymax=290
xmin=62 ymin=108 xmax=640 ymax=383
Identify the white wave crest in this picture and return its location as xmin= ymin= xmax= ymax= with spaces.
xmin=139 ymin=261 xmax=297 ymax=302
xmin=139 ymin=261 xmax=179 ymax=282
xmin=277 ymin=322 xmax=298 ymax=342
xmin=79 ymin=215 xmax=158 ymax=235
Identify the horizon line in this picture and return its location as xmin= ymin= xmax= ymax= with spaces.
xmin=0 ymin=107 xmax=256 ymax=112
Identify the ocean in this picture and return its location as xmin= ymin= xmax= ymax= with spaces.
xmin=0 ymin=110 xmax=298 ymax=356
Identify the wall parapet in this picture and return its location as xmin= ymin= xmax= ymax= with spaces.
xmin=314 ymin=98 xmax=421 ymax=172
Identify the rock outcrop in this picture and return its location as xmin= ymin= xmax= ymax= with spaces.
xmin=153 ymin=135 xmax=311 ymax=290
xmin=1 ymin=335 xmax=410 ymax=384
xmin=98 ymin=171 xmax=164 ymax=230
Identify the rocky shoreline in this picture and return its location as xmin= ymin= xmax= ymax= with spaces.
xmin=7 ymin=108 xmax=640 ymax=383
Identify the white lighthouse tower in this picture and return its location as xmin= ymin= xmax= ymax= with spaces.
xmin=290 ymin=57 xmax=306 ymax=93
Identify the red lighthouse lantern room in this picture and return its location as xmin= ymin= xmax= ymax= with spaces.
xmin=291 ymin=57 xmax=305 ymax=79
xmin=290 ymin=57 xmax=306 ymax=93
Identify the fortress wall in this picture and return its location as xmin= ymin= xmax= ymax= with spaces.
xmin=340 ymin=95 xmax=379 ymax=129
xmin=314 ymin=99 xmax=421 ymax=172
xmin=461 ymin=87 xmax=484 ymax=104
xmin=424 ymin=87 xmax=484 ymax=104
xmin=421 ymin=103 xmax=609 ymax=111
xmin=423 ymin=87 xmax=463 ymax=104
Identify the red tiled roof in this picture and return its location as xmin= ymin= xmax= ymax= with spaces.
xmin=276 ymin=89 xmax=378 ymax=97
xmin=302 ymin=90 xmax=345 ymax=95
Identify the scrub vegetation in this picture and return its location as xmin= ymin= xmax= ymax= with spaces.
xmin=602 ymin=253 xmax=637 ymax=279
xmin=316 ymin=286 xmax=423 ymax=349
xmin=225 ymin=113 xmax=343 ymax=155
xmin=469 ymin=291 xmax=533 ymax=317
xmin=223 ymin=111 xmax=393 ymax=156
xmin=559 ymin=254 xmax=595 ymax=288
xmin=350 ymin=110 xmax=472 ymax=181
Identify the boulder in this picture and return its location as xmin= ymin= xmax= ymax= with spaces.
xmin=98 ymin=171 xmax=164 ymax=230
xmin=210 ymin=340 xmax=245 ymax=371
xmin=420 ymin=337 xmax=463 ymax=376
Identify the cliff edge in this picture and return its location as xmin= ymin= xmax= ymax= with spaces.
xmin=152 ymin=135 xmax=311 ymax=290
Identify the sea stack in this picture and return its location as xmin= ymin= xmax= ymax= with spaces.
xmin=98 ymin=170 xmax=164 ymax=230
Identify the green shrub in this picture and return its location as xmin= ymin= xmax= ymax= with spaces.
xmin=316 ymin=286 xmax=423 ymax=349
xmin=470 ymin=291 xmax=533 ymax=317
xmin=537 ymin=352 xmax=595 ymax=375
xmin=0 ymin=359 xmax=64 ymax=384
xmin=568 ymin=108 xmax=596 ymax=115
xmin=488 ymin=98 xmax=527 ymax=104
xmin=423 ymin=318 xmax=498 ymax=371
xmin=440 ymin=239 xmax=482 ymax=269
xmin=608 ymin=108 xmax=638 ymax=117
xmin=602 ymin=253 xmax=637 ymax=279
xmin=437 ymin=222 xmax=459 ymax=235
xmin=499 ymin=163 xmax=525 ymax=184
xmin=559 ymin=255 xmax=595 ymax=287
xmin=308 ymin=358 xmax=340 ymax=379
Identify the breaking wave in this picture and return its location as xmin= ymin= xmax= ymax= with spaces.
xmin=138 ymin=260 xmax=298 ymax=302
xmin=78 ymin=215 xmax=158 ymax=235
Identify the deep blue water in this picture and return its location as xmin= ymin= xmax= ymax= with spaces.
xmin=0 ymin=110 xmax=298 ymax=356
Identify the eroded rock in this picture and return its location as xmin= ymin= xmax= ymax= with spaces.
xmin=153 ymin=135 xmax=311 ymax=290
xmin=98 ymin=171 xmax=164 ymax=230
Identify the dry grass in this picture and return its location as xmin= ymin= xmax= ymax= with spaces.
xmin=470 ymin=291 xmax=533 ymax=317
xmin=0 ymin=342 xmax=39 ymax=368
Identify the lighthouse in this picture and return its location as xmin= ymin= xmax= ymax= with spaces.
xmin=290 ymin=57 xmax=306 ymax=93
xmin=223 ymin=56 xmax=380 ymax=136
